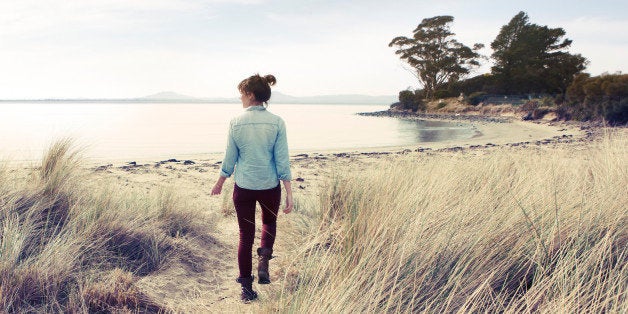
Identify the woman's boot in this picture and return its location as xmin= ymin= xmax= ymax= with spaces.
xmin=257 ymin=247 xmax=273 ymax=284
xmin=235 ymin=275 xmax=258 ymax=303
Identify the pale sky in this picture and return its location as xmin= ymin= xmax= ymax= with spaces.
xmin=0 ymin=0 xmax=626 ymax=99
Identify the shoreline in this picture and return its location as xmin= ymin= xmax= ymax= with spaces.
xmin=3 ymin=112 xmax=594 ymax=170
xmin=81 ymin=113 xmax=591 ymax=171
xmin=282 ymin=112 xmax=589 ymax=156
xmin=357 ymin=110 xmax=513 ymax=123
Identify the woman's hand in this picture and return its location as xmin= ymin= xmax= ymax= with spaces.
xmin=284 ymin=193 xmax=293 ymax=214
xmin=211 ymin=183 xmax=223 ymax=195
xmin=211 ymin=176 xmax=227 ymax=196
xmin=282 ymin=180 xmax=293 ymax=214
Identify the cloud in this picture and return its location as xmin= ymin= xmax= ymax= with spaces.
xmin=0 ymin=0 xmax=230 ymax=39
xmin=557 ymin=16 xmax=628 ymax=74
xmin=561 ymin=16 xmax=628 ymax=42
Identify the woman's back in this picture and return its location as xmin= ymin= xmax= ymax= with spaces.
xmin=225 ymin=106 xmax=289 ymax=190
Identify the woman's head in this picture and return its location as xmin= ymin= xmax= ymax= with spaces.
xmin=238 ymin=74 xmax=277 ymax=105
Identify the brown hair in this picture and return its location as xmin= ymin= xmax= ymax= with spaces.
xmin=238 ymin=74 xmax=277 ymax=105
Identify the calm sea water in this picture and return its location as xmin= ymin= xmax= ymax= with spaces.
xmin=0 ymin=102 xmax=477 ymax=161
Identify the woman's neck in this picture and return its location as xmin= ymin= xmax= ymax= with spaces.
xmin=243 ymin=103 xmax=262 ymax=109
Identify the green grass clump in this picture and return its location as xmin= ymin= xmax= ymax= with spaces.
xmin=0 ymin=140 xmax=214 ymax=313
xmin=272 ymin=132 xmax=627 ymax=313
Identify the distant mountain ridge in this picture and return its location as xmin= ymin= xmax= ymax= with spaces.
xmin=270 ymin=92 xmax=397 ymax=105
xmin=141 ymin=91 xmax=397 ymax=105
xmin=1 ymin=91 xmax=397 ymax=105
xmin=143 ymin=91 xmax=197 ymax=100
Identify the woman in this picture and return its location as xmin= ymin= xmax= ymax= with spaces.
xmin=211 ymin=73 xmax=293 ymax=303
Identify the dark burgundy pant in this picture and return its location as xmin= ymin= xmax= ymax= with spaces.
xmin=233 ymin=184 xmax=281 ymax=278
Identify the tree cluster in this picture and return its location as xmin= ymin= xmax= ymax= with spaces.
xmin=490 ymin=12 xmax=587 ymax=94
xmin=561 ymin=73 xmax=628 ymax=125
xmin=396 ymin=90 xmax=426 ymax=112
xmin=390 ymin=11 xmax=626 ymax=124
xmin=391 ymin=11 xmax=587 ymax=99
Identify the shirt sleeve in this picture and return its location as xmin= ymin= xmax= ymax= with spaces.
xmin=220 ymin=121 xmax=239 ymax=178
xmin=274 ymin=118 xmax=292 ymax=181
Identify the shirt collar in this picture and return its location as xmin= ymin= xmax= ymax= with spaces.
xmin=246 ymin=105 xmax=266 ymax=112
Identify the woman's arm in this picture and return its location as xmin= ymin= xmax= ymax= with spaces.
xmin=274 ymin=119 xmax=291 ymax=182
xmin=275 ymin=119 xmax=293 ymax=213
xmin=219 ymin=122 xmax=239 ymax=179
xmin=212 ymin=121 xmax=237 ymax=196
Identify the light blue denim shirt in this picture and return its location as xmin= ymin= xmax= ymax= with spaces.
xmin=220 ymin=105 xmax=292 ymax=190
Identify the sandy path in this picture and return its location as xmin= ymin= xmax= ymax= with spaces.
xmin=85 ymin=144 xmax=358 ymax=312
xmin=88 ymin=160 xmax=266 ymax=313
xmin=136 ymin=216 xmax=264 ymax=313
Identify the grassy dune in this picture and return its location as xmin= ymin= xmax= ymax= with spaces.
xmin=0 ymin=140 xmax=214 ymax=313
xmin=269 ymin=132 xmax=627 ymax=313
xmin=1 ymin=132 xmax=626 ymax=312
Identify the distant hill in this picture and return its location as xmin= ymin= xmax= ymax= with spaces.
xmin=270 ymin=92 xmax=396 ymax=105
xmin=141 ymin=91 xmax=396 ymax=104
xmin=139 ymin=92 xmax=236 ymax=103
xmin=1 ymin=92 xmax=397 ymax=105
xmin=142 ymin=91 xmax=198 ymax=100
xmin=140 ymin=91 xmax=396 ymax=105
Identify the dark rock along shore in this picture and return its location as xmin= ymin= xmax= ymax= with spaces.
xmin=357 ymin=110 xmax=512 ymax=123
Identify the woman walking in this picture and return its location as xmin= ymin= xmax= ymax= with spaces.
xmin=211 ymin=74 xmax=293 ymax=303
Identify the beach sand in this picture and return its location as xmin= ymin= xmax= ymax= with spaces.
xmin=4 ymin=118 xmax=597 ymax=311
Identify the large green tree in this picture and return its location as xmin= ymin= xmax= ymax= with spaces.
xmin=389 ymin=16 xmax=484 ymax=99
xmin=491 ymin=11 xmax=587 ymax=94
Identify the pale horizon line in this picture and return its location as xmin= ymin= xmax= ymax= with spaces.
xmin=0 ymin=90 xmax=399 ymax=102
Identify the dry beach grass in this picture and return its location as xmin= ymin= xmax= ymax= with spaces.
xmin=0 ymin=121 xmax=626 ymax=312
xmin=264 ymin=130 xmax=627 ymax=313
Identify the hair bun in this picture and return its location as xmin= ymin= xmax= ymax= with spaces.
xmin=263 ymin=74 xmax=277 ymax=86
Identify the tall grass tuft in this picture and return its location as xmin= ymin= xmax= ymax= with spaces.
xmin=272 ymin=131 xmax=627 ymax=313
xmin=0 ymin=140 xmax=215 ymax=312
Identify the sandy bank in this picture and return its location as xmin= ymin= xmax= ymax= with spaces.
xmin=1 ymin=118 xmax=617 ymax=311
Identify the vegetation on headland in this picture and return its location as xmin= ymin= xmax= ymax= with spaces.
xmin=391 ymin=11 xmax=627 ymax=125
xmin=267 ymin=131 xmax=627 ymax=313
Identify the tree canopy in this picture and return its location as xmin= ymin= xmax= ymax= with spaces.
xmin=490 ymin=11 xmax=587 ymax=94
xmin=388 ymin=12 xmax=626 ymax=125
xmin=389 ymin=16 xmax=484 ymax=99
